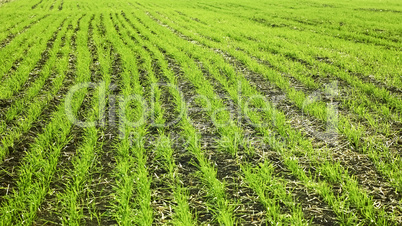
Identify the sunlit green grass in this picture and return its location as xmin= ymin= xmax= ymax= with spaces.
xmin=0 ymin=0 xmax=401 ymax=225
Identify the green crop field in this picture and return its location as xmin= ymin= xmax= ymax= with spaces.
xmin=0 ymin=0 xmax=401 ymax=224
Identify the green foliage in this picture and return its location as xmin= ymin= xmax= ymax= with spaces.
xmin=0 ymin=0 xmax=400 ymax=225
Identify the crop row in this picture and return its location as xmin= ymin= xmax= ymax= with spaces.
xmin=0 ymin=0 xmax=401 ymax=224
xmin=136 ymin=7 xmax=402 ymax=193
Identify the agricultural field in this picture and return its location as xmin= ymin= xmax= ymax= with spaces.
xmin=0 ymin=0 xmax=401 ymax=224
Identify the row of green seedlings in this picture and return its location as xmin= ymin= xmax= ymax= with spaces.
xmin=263 ymin=0 xmax=401 ymax=42
xmin=0 ymin=16 xmax=68 ymax=99
xmin=9 ymin=0 xmax=45 ymax=10
xmin=121 ymin=8 xmax=362 ymax=224
xmin=167 ymin=4 xmax=402 ymax=219
xmin=40 ymin=0 xmax=53 ymax=11
xmin=0 ymin=14 xmax=92 ymax=225
xmin=158 ymin=9 xmax=402 ymax=126
xmin=45 ymin=0 xmax=61 ymax=11
xmin=226 ymin=0 xmax=401 ymax=42
xmin=30 ymin=0 xmax=44 ymax=10
xmin=121 ymin=30 xmax=172 ymax=225
xmin=57 ymin=12 xmax=159 ymax=224
xmin=0 ymin=13 xmax=18 ymax=31
xmin=2 ymin=17 xmax=82 ymax=125
xmin=115 ymin=12 xmax=309 ymax=225
xmin=0 ymin=16 xmax=70 ymax=161
xmin=192 ymin=1 xmax=401 ymax=53
xmin=113 ymin=10 xmax=173 ymax=224
xmin=214 ymin=19 xmax=402 ymax=117
xmin=149 ymin=9 xmax=401 ymax=152
xmin=125 ymin=10 xmax=396 ymax=224
xmin=53 ymin=0 xmax=64 ymax=11
xmin=145 ymin=9 xmax=402 ymax=192
xmin=151 ymin=9 xmax=401 ymax=136
xmin=146 ymin=7 xmax=402 ymax=216
xmin=113 ymin=12 xmax=238 ymax=224
xmin=185 ymin=25 xmax=396 ymax=224
xmin=177 ymin=10 xmax=402 ymax=191
xmin=0 ymin=14 xmax=49 ymax=127
xmin=60 ymin=0 xmax=106 ymax=12
xmin=0 ymin=14 xmax=30 ymax=40
xmin=105 ymin=17 xmax=153 ymax=225
xmin=249 ymin=9 xmax=402 ymax=90
xmin=0 ymin=13 xmax=33 ymax=39
xmin=162 ymin=6 xmax=402 ymax=94
xmin=0 ymin=17 xmax=72 ymax=125
xmin=49 ymin=0 xmax=56 ymax=10
xmin=105 ymin=12 xmax=195 ymax=225
xmin=55 ymin=14 xmax=112 ymax=224
xmin=159 ymin=19 xmax=390 ymax=224
xmin=177 ymin=0 xmax=402 ymax=82
xmin=56 ymin=11 xmax=169 ymax=225
xmin=0 ymin=14 xmax=50 ymax=80
xmin=68 ymin=1 xmax=93 ymax=12
xmin=246 ymin=3 xmax=402 ymax=49
xmin=103 ymin=11 xmax=194 ymax=224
